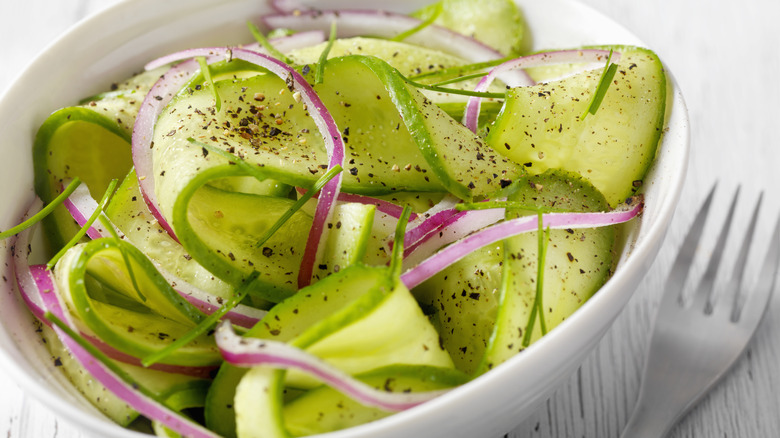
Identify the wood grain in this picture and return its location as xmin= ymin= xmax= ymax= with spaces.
xmin=1 ymin=0 xmax=778 ymax=437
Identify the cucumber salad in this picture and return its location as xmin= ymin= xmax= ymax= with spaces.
xmin=5 ymin=0 xmax=666 ymax=436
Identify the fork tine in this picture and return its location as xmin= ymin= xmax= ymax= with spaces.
xmin=717 ymin=192 xmax=763 ymax=321
xmin=662 ymin=183 xmax=717 ymax=310
xmin=691 ymin=186 xmax=740 ymax=313
xmin=735 ymin=209 xmax=780 ymax=325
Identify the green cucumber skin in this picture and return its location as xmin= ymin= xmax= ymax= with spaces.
xmin=32 ymin=107 xmax=131 ymax=251
xmin=207 ymin=263 xmax=456 ymax=437
xmin=106 ymin=169 xmax=235 ymax=300
xmin=205 ymin=265 xmax=391 ymax=438
xmin=283 ymin=365 xmax=469 ymax=436
xmin=54 ymin=239 xmax=223 ymax=367
xmin=487 ymin=45 xmax=666 ymax=207
xmin=481 ymin=170 xmax=616 ymax=372
xmin=33 ymin=66 xmax=165 ymax=250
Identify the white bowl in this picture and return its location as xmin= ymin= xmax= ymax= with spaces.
xmin=0 ymin=0 xmax=688 ymax=437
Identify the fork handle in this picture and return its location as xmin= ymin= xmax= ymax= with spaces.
xmin=619 ymin=395 xmax=683 ymax=438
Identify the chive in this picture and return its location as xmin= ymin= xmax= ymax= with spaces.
xmin=403 ymin=76 xmax=505 ymax=99
xmin=391 ymin=3 xmax=442 ymax=42
xmin=247 ymin=21 xmax=294 ymax=65
xmin=44 ymin=311 xmax=170 ymax=406
xmin=47 ymin=179 xmax=118 ymax=269
xmin=389 ymin=206 xmax=413 ymax=282
xmin=141 ymin=271 xmax=260 ymax=367
xmin=431 ymin=71 xmax=489 ymax=87
xmin=522 ymin=212 xmax=550 ymax=347
xmin=0 ymin=178 xmax=82 ymax=240
xmin=256 ymin=165 xmax=343 ymax=248
xmin=187 ymin=137 xmax=267 ymax=182
xmin=408 ymin=57 xmax=510 ymax=82
xmin=196 ymin=57 xmax=221 ymax=113
xmin=315 ymin=20 xmax=338 ymax=85
xmin=581 ymin=50 xmax=617 ymax=120
xmin=98 ymin=215 xmax=147 ymax=303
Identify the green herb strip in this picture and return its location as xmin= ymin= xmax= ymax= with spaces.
xmin=582 ymin=49 xmax=617 ymax=120
xmin=389 ymin=206 xmax=413 ymax=282
xmin=99 ymin=215 xmax=147 ymax=303
xmin=142 ymin=271 xmax=260 ymax=367
xmin=0 ymin=178 xmax=82 ymax=240
xmin=247 ymin=21 xmax=294 ymax=65
xmin=404 ymin=76 xmax=505 ymax=99
xmin=256 ymin=165 xmax=343 ymax=248
xmin=409 ymin=57 xmax=510 ymax=82
xmin=197 ymin=57 xmax=221 ymax=113
xmin=391 ymin=3 xmax=443 ymax=42
xmin=315 ymin=21 xmax=338 ymax=85
xmin=47 ymin=178 xmax=118 ymax=269
xmin=522 ymin=212 xmax=550 ymax=347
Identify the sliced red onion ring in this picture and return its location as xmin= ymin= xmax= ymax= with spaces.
xmin=132 ymin=59 xmax=203 ymax=240
xmin=144 ymin=47 xmax=345 ymax=289
xmin=215 ymin=321 xmax=448 ymax=411
xmin=463 ymin=49 xmax=619 ymax=132
xmin=261 ymin=9 xmax=531 ymax=86
xmin=401 ymin=199 xmax=643 ymax=288
xmin=62 ymin=183 xmax=265 ymax=329
xmin=143 ymin=31 xmax=325 ymax=71
xmin=401 ymin=195 xmax=461 ymax=248
xmin=10 ymin=200 xmax=217 ymax=378
xmin=297 ymin=187 xmax=418 ymax=220
xmin=402 ymin=207 xmax=506 ymax=267
xmin=134 ymin=32 xmax=325 ymax=237
xmin=27 ymin=266 xmax=220 ymax=437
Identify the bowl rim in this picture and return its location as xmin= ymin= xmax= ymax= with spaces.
xmin=0 ymin=0 xmax=689 ymax=436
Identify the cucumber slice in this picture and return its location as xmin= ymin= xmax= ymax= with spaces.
xmin=283 ymin=365 xmax=468 ymax=436
xmin=33 ymin=108 xmax=131 ymax=250
xmin=486 ymin=46 xmax=666 ymax=206
xmin=205 ymin=265 xmax=390 ymax=438
xmin=33 ymin=67 xmax=165 ymax=250
xmin=287 ymin=36 xmax=468 ymax=78
xmin=481 ymin=170 xmax=615 ymax=371
xmin=411 ymin=0 xmax=531 ymax=56
xmin=39 ymin=322 xmax=138 ymax=426
xmin=234 ymin=367 xmax=288 ymax=438
xmin=412 ymin=242 xmax=503 ymax=375
xmin=106 ymin=169 xmax=234 ymax=300
xmin=40 ymin=321 xmax=209 ymax=428
xmin=53 ymin=239 xmax=220 ymax=367
xmin=232 ymin=267 xmax=455 ymax=435
xmin=313 ymin=202 xmax=376 ymax=281
xmin=207 ymin=263 xmax=455 ymax=437
xmin=183 ymin=184 xmax=312 ymax=302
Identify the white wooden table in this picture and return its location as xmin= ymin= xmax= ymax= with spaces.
xmin=2 ymin=0 xmax=779 ymax=437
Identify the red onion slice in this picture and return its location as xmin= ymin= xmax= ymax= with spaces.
xmin=28 ymin=266 xmax=220 ymax=437
xmin=62 ymin=183 xmax=265 ymax=329
xmin=297 ymin=188 xmax=419 ymax=220
xmin=401 ymin=199 xmax=643 ymax=288
xmin=143 ymin=47 xmax=346 ymax=289
xmin=215 ymin=321 xmax=448 ymax=411
xmin=132 ymin=59 xmax=203 ymax=240
xmin=403 ymin=207 xmax=506 ymax=267
xmin=463 ymin=49 xmax=618 ymax=132
xmin=261 ymin=9 xmax=531 ymax=86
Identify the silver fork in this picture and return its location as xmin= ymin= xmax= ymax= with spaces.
xmin=620 ymin=185 xmax=780 ymax=438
